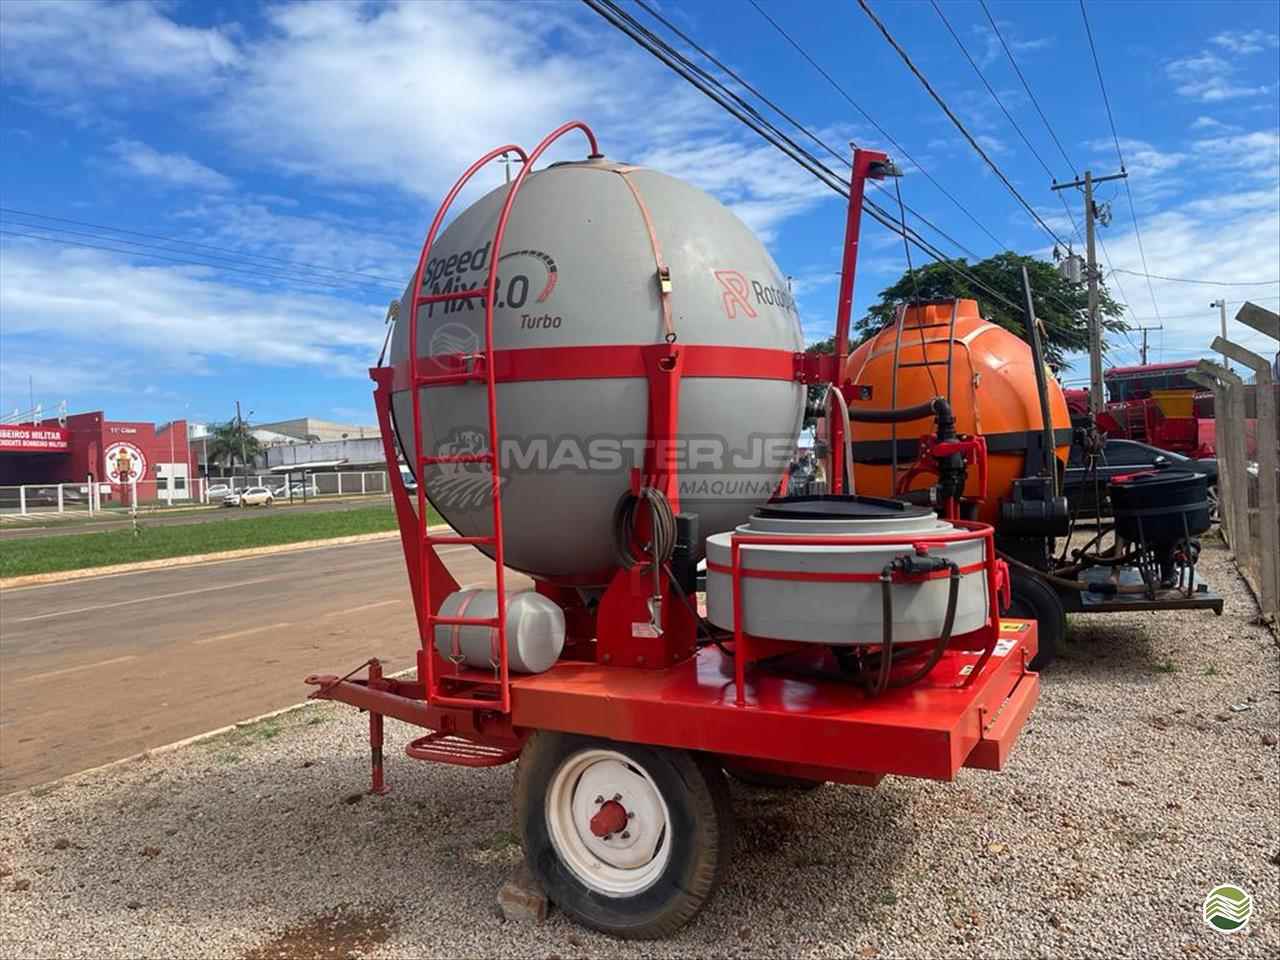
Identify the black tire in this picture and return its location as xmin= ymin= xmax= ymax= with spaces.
xmin=1004 ymin=570 xmax=1066 ymax=670
xmin=514 ymin=731 xmax=733 ymax=940
xmin=723 ymin=763 xmax=823 ymax=792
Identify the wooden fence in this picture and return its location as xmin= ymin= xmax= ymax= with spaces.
xmin=1192 ymin=302 xmax=1279 ymax=629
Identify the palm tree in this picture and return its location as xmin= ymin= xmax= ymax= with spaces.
xmin=205 ymin=419 xmax=261 ymax=475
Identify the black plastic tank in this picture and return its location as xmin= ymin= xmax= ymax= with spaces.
xmin=1108 ymin=469 xmax=1211 ymax=546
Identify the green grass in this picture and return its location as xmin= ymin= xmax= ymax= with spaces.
xmin=0 ymin=502 xmax=443 ymax=578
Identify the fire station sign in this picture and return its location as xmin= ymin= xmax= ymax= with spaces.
xmin=104 ymin=442 xmax=147 ymax=483
xmin=0 ymin=425 xmax=71 ymax=452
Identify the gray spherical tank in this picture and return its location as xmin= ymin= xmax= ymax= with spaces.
xmin=389 ymin=158 xmax=805 ymax=585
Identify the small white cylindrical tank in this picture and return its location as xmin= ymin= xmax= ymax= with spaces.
xmin=434 ymin=589 xmax=566 ymax=674
xmin=705 ymin=498 xmax=990 ymax=644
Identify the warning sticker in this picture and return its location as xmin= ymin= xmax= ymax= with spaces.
xmin=992 ymin=638 xmax=1018 ymax=657
xmin=632 ymin=622 xmax=660 ymax=638
xmin=999 ymin=620 xmax=1032 ymax=633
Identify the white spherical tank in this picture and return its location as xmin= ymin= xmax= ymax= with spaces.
xmin=389 ymin=158 xmax=805 ymax=585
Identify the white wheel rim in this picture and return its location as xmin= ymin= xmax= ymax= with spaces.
xmin=545 ymin=748 xmax=672 ymax=897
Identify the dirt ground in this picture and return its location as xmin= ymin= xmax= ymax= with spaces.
xmin=0 ymin=539 xmax=1276 ymax=959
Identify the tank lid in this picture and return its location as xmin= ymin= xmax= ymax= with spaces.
xmin=757 ymin=494 xmax=933 ymax=521
xmin=1108 ymin=468 xmax=1202 ymax=489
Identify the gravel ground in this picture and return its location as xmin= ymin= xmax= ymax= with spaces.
xmin=1 ymin=538 xmax=1276 ymax=959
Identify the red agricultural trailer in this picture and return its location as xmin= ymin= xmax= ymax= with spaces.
xmin=306 ymin=122 xmax=1039 ymax=939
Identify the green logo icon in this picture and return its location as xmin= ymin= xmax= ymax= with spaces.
xmin=1203 ymin=884 xmax=1252 ymax=932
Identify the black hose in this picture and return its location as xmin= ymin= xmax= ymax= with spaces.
xmin=862 ymin=556 xmax=961 ymax=696
xmin=890 ymin=561 xmax=960 ymax=688
xmin=662 ymin=561 xmax=734 ymax=657
xmin=999 ymin=548 xmax=1153 ymax=595
xmin=847 ymin=395 xmax=952 ymax=427
xmin=872 ymin=567 xmax=895 ymax=696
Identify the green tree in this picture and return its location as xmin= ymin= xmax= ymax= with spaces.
xmin=808 ymin=252 xmax=1128 ymax=372
xmin=205 ymin=419 xmax=262 ymax=474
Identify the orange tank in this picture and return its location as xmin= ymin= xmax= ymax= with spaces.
xmin=843 ymin=299 xmax=1071 ymax=525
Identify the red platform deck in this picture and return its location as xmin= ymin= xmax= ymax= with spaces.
xmin=307 ymin=619 xmax=1038 ymax=785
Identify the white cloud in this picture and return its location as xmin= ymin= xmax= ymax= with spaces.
xmin=169 ymin=199 xmax=412 ymax=291
xmin=1092 ymin=200 xmax=1279 ymax=364
xmin=109 ymin=140 xmax=233 ymax=191
xmin=0 ymin=242 xmax=385 ymax=379
xmin=1166 ymin=52 xmax=1272 ymax=102
xmin=1210 ymin=29 xmax=1280 ymax=55
xmin=970 ymin=23 xmax=1051 ymax=70
xmin=1189 ymin=115 xmax=1238 ymax=132
xmin=197 ymin=1 xmax=834 ymax=240
xmin=1190 ymin=130 xmax=1280 ymax=181
xmin=0 ymin=1 xmax=839 ymax=248
xmin=0 ymin=0 xmax=239 ymax=97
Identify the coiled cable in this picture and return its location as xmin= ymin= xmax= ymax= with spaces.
xmin=613 ymin=486 xmax=677 ymax=571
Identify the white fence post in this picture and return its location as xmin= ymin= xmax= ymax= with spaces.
xmin=361 ymin=472 xmax=367 ymax=495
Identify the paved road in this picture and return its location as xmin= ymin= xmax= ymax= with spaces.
xmin=0 ymin=536 xmax=526 ymax=793
xmin=0 ymin=495 xmax=395 ymax=541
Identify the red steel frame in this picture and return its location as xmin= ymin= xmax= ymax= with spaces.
xmin=828 ymin=149 xmax=891 ymax=494
xmin=307 ymin=129 xmax=1039 ymax=791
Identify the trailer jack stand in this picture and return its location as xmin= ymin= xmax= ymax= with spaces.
xmin=367 ymin=660 xmax=390 ymax=796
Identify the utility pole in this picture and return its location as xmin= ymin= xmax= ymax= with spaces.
xmin=1136 ymin=324 xmax=1163 ymax=366
xmin=235 ymin=400 xmax=248 ymax=484
xmin=495 ymin=152 xmax=520 ymax=184
xmin=1210 ymin=299 xmax=1231 ymax=372
xmin=1051 ymin=168 xmax=1128 ymax=414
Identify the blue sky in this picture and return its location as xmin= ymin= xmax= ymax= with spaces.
xmin=1 ymin=0 xmax=1277 ymax=427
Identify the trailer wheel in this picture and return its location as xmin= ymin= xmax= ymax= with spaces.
xmin=515 ymin=731 xmax=733 ymax=940
xmin=1005 ymin=570 xmax=1066 ymax=670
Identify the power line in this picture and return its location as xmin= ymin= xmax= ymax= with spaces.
xmin=596 ymin=0 xmax=1099 ymax=342
xmin=856 ymin=0 xmax=1071 ymax=249
xmin=0 ymin=217 xmax=400 ymax=293
xmin=1078 ymin=0 xmax=1124 ymax=170
xmin=591 ymin=0 xmax=1091 ymax=337
xmin=977 ymin=0 xmax=1077 ymax=177
xmin=1079 ymin=0 xmax=1163 ymax=328
xmin=583 ymin=0 xmax=1030 ymax=319
xmin=746 ymin=0 xmax=1009 ymax=252
xmin=0 ymin=229 xmax=384 ymax=295
xmin=931 ymin=0 xmax=1084 ymax=247
xmin=630 ymin=0 xmax=982 ymax=260
xmin=1119 ymin=297 xmax=1280 ymax=322
xmin=1109 ymin=267 xmax=1280 ymax=287
xmin=0 ymin=206 xmax=402 ymax=287
xmin=932 ymin=2 xmax=1055 ymax=182
xmin=1094 ymin=230 xmax=1142 ymax=351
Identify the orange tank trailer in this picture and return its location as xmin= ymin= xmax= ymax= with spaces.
xmin=843 ymin=300 xmax=1072 ymax=525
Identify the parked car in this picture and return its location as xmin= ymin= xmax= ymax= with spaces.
xmin=206 ymin=483 xmax=232 ymax=498
xmin=1063 ymin=438 xmax=1218 ymax=516
xmin=224 ymin=486 xmax=274 ymax=508
xmin=271 ymin=481 xmax=314 ymax=498
xmin=399 ymin=466 xmax=418 ymax=493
